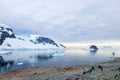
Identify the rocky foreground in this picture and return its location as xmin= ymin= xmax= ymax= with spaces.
xmin=0 ymin=58 xmax=120 ymax=80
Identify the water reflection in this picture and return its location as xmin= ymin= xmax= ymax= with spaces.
xmin=89 ymin=49 xmax=98 ymax=56
xmin=90 ymin=49 xmax=98 ymax=53
xmin=0 ymin=47 xmax=119 ymax=73
xmin=0 ymin=50 xmax=64 ymax=73
xmin=36 ymin=55 xmax=54 ymax=61
xmin=0 ymin=56 xmax=14 ymax=73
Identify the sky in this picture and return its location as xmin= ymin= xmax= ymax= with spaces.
xmin=0 ymin=0 xmax=120 ymax=42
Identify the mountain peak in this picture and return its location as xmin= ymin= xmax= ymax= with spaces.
xmin=0 ymin=23 xmax=16 ymax=45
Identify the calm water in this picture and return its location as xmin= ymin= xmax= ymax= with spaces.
xmin=0 ymin=47 xmax=120 ymax=73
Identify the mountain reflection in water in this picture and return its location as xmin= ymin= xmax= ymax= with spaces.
xmin=0 ymin=50 xmax=64 ymax=73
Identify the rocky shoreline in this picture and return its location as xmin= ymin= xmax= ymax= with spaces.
xmin=0 ymin=58 xmax=120 ymax=80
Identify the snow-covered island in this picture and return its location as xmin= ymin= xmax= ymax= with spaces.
xmin=0 ymin=23 xmax=65 ymax=50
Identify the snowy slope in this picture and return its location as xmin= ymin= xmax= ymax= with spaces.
xmin=0 ymin=23 xmax=65 ymax=50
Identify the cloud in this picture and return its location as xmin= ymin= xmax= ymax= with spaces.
xmin=0 ymin=0 xmax=120 ymax=42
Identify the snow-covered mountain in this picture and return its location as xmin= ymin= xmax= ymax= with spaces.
xmin=0 ymin=23 xmax=65 ymax=50
xmin=0 ymin=23 xmax=16 ymax=45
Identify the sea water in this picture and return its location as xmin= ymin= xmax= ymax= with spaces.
xmin=0 ymin=47 xmax=119 ymax=73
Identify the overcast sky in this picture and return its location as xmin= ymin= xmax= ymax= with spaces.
xmin=0 ymin=0 xmax=120 ymax=42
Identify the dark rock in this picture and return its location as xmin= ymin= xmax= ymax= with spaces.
xmin=30 ymin=37 xmax=59 ymax=47
xmin=7 ymin=44 xmax=11 ymax=47
xmin=0 ymin=56 xmax=14 ymax=72
xmin=60 ymin=44 xmax=66 ymax=48
xmin=89 ymin=45 xmax=98 ymax=52
xmin=82 ymin=66 xmax=95 ymax=75
xmin=0 ymin=25 xmax=16 ymax=45
xmin=18 ymin=37 xmax=25 ymax=41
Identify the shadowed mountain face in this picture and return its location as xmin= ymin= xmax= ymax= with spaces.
xmin=0 ymin=26 xmax=16 ymax=45
xmin=30 ymin=37 xmax=59 ymax=47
